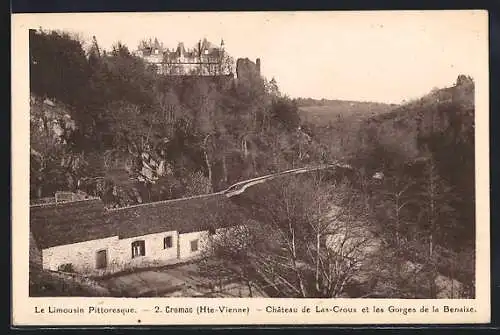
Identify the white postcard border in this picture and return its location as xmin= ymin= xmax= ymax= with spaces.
xmin=11 ymin=10 xmax=490 ymax=326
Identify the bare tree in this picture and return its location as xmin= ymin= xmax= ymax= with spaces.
xmin=374 ymin=173 xmax=416 ymax=248
xmin=202 ymin=134 xmax=215 ymax=193
xmin=415 ymin=156 xmax=458 ymax=298
xmin=306 ymin=177 xmax=379 ymax=297
xmin=208 ymin=171 xmax=378 ymax=298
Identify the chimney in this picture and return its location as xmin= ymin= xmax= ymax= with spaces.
xmin=256 ymin=58 xmax=261 ymax=76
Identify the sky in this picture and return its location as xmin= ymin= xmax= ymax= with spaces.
xmin=20 ymin=10 xmax=487 ymax=104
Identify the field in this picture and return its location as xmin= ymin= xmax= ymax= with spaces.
xmin=298 ymin=100 xmax=397 ymax=126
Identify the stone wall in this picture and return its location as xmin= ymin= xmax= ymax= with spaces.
xmin=42 ymin=236 xmax=119 ymax=275
xmin=41 ymin=229 xmax=211 ymax=276
xmin=178 ymin=231 xmax=210 ymax=260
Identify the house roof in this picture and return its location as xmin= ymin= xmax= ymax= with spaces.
xmin=30 ymin=199 xmax=109 ymax=249
xmin=105 ymin=193 xmax=247 ymax=239
xmin=30 ymin=193 xmax=249 ymax=249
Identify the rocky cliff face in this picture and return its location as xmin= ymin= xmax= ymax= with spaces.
xmin=30 ymin=95 xmax=77 ymax=145
xmin=30 ymin=95 xmax=180 ymax=206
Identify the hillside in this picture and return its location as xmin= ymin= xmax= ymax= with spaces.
xmin=29 ymin=29 xmax=319 ymax=209
xmin=351 ymin=75 xmax=475 ymax=264
xmin=296 ymin=99 xmax=396 ymax=161
xmin=297 ymin=99 xmax=397 ymax=126
xmin=357 ymin=75 xmax=474 ymax=165
xmin=292 ymin=76 xmax=476 ymax=296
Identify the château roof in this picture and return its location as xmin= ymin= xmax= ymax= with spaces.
xmin=150 ymin=39 xmax=223 ymax=63
xmin=137 ymin=38 xmax=224 ymax=60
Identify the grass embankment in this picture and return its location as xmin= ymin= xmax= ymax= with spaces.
xmin=29 ymin=267 xmax=111 ymax=297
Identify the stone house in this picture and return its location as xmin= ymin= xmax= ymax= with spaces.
xmin=30 ymin=192 xmax=247 ymax=276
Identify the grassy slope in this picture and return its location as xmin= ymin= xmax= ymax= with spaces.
xmin=298 ymin=99 xmax=397 ymax=126
xmin=296 ymin=99 xmax=397 ymax=160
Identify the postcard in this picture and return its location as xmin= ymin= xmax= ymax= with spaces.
xmin=12 ymin=10 xmax=490 ymax=326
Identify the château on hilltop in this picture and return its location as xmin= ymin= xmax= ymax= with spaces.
xmin=134 ymin=38 xmax=229 ymax=76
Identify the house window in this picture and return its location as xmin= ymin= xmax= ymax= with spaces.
xmin=164 ymin=236 xmax=173 ymax=249
xmin=96 ymin=249 xmax=107 ymax=269
xmin=190 ymin=239 xmax=199 ymax=252
xmin=131 ymin=240 xmax=146 ymax=258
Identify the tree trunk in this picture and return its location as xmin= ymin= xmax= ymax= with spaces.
xmin=395 ymin=196 xmax=400 ymax=247
xmin=429 ymin=274 xmax=437 ymax=299
xmin=247 ymin=280 xmax=253 ymax=297
xmin=204 ymin=134 xmax=214 ymax=194
xmin=429 ymin=182 xmax=437 ymax=299
xmin=429 ymin=170 xmax=435 ymax=259
xmin=222 ymin=154 xmax=228 ymax=185
xmin=242 ymin=137 xmax=248 ymax=158
xmin=290 ymin=228 xmax=307 ymax=297
xmin=315 ymin=232 xmax=321 ymax=293
xmin=429 ymin=235 xmax=433 ymax=259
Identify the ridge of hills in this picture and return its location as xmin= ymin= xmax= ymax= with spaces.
xmin=298 ymin=75 xmax=474 ymax=169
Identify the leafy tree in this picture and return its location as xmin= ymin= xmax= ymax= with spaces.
xmin=265 ymin=77 xmax=281 ymax=98
xmin=29 ymin=29 xmax=91 ymax=107
xmin=219 ymin=54 xmax=235 ymax=76
xmin=269 ymin=96 xmax=301 ymax=131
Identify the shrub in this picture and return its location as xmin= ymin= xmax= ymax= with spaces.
xmin=58 ymin=263 xmax=75 ymax=273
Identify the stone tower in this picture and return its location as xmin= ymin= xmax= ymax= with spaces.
xmin=236 ymin=58 xmax=262 ymax=80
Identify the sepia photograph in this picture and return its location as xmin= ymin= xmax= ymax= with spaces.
xmin=12 ymin=10 xmax=490 ymax=325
